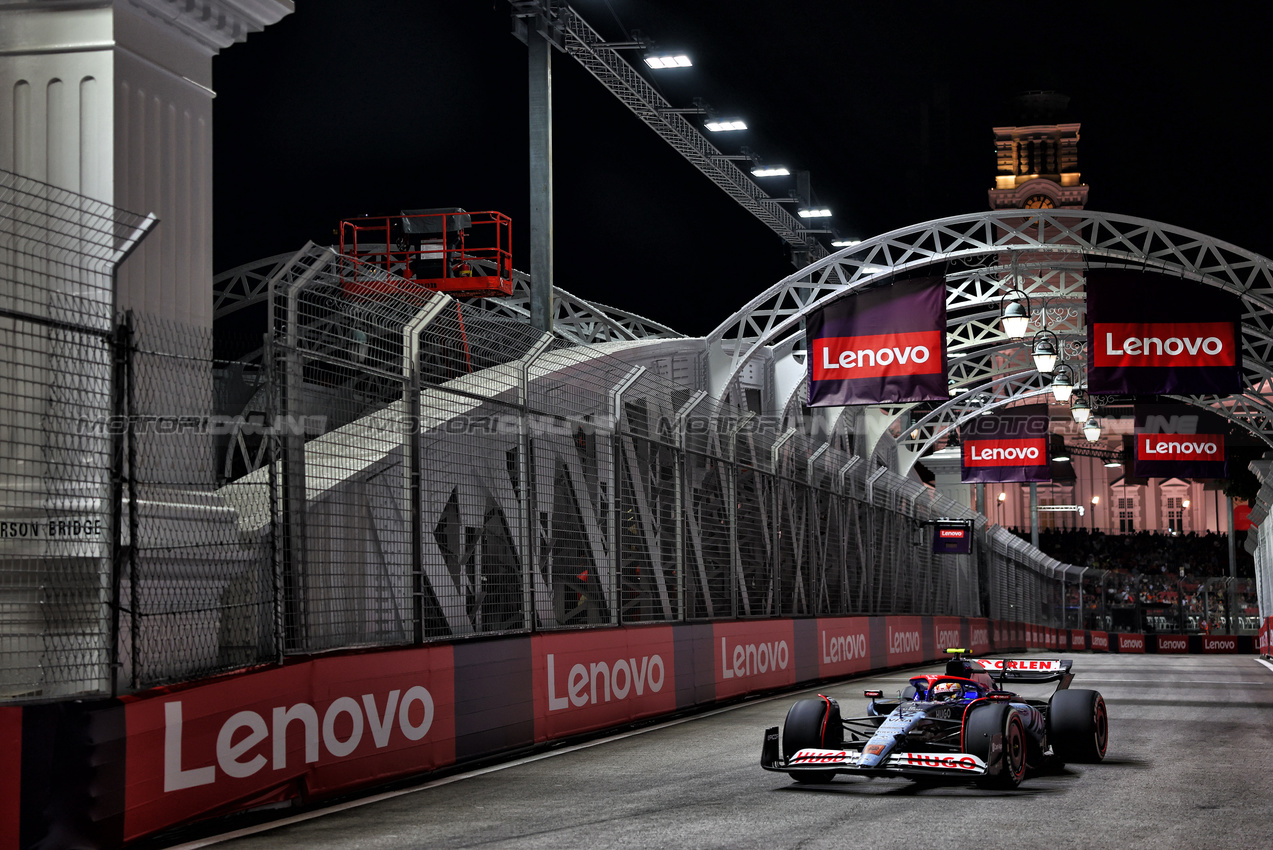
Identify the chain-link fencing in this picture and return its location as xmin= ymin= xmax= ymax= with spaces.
xmin=1 ymin=180 xmax=1091 ymax=699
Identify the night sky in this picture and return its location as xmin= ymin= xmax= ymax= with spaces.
xmin=212 ymin=2 xmax=1273 ymax=338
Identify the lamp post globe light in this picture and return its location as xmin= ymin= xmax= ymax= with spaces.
xmin=1083 ymin=416 xmax=1102 ymax=443
xmin=1050 ymin=363 xmax=1074 ymax=403
xmin=999 ymin=288 xmax=1031 ymax=339
xmin=1070 ymin=391 xmax=1091 ymax=424
xmin=1031 ymin=330 xmax=1059 ymax=374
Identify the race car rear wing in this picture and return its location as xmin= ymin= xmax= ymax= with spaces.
xmin=971 ymin=658 xmax=1075 ymax=688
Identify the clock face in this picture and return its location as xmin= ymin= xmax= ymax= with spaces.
xmin=1023 ymin=194 xmax=1056 ymax=209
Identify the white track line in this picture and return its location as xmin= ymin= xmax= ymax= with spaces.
xmin=1256 ymin=657 xmax=1273 ymax=674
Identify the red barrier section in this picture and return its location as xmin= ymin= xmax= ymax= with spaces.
xmin=1090 ymin=631 xmax=1110 ymax=651
xmin=1157 ymin=635 xmax=1190 ymax=653
xmin=1117 ymin=633 xmax=1146 ymax=653
xmin=932 ymin=617 xmax=962 ymax=653
xmin=815 ymin=617 xmax=872 ymax=679
xmin=0 ymin=706 xmax=19 ymax=850
xmin=713 ymin=620 xmax=796 ymax=700
xmin=122 ymin=647 xmax=456 ymax=843
xmin=1202 ymin=635 xmax=1239 ymax=653
xmin=533 ymin=627 xmax=676 ymax=741
xmin=1070 ymin=630 xmax=1086 ymax=650
xmin=884 ymin=616 xmax=924 ymax=667
xmin=967 ymin=619 xmax=990 ymax=655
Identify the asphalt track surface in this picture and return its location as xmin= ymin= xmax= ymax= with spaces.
xmin=167 ymin=653 xmax=1273 ymax=850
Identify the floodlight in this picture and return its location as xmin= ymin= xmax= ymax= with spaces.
xmin=645 ymin=54 xmax=692 ymax=69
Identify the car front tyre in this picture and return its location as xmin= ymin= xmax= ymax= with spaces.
xmin=782 ymin=697 xmax=841 ymax=784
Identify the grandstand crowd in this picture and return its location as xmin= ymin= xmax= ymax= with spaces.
xmin=1007 ymin=528 xmax=1259 ymax=632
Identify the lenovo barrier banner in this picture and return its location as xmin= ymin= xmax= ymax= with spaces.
xmin=960 ymin=404 xmax=1051 ymax=483
xmin=968 ymin=619 xmax=990 ymax=654
xmin=1201 ymin=635 xmax=1239 ymax=653
xmin=806 ymin=278 xmax=948 ymax=406
xmin=885 ymin=615 xmax=925 ymax=667
xmin=713 ymin=620 xmax=796 ymax=699
xmin=1070 ymin=630 xmax=1086 ymax=650
xmin=815 ymin=617 xmax=872 ymax=679
xmin=1087 ymin=268 xmax=1242 ymax=394
xmin=1134 ymin=404 xmax=1228 ymax=479
xmin=1117 ymin=633 xmax=1146 ymax=653
xmin=1157 ymin=635 xmax=1190 ymax=654
xmin=1089 ymin=631 xmax=1109 ymax=651
xmin=535 ymin=627 xmax=677 ymax=740
xmin=123 ymin=647 xmax=456 ymax=843
xmin=933 ymin=617 xmax=962 ymax=654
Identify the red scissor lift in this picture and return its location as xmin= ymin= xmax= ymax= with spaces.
xmin=339 ymin=208 xmax=514 ymax=299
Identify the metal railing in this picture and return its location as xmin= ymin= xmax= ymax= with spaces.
xmin=0 ymin=187 xmax=1083 ymax=700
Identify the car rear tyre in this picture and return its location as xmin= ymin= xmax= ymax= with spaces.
xmin=1049 ymin=689 xmax=1108 ymax=763
xmin=782 ymin=697 xmax=842 ymax=784
xmin=965 ymin=703 xmax=1027 ymax=789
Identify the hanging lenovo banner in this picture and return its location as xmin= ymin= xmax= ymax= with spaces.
xmin=960 ymin=404 xmax=1051 ymax=483
xmin=1133 ymin=404 xmax=1228 ymax=479
xmin=1087 ymin=268 xmax=1242 ymax=394
xmin=806 ymin=278 xmax=948 ymax=406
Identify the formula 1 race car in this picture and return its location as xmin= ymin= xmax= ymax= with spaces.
xmin=761 ymin=650 xmax=1108 ymax=788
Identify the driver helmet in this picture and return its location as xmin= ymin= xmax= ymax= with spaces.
xmin=931 ymin=681 xmax=962 ymax=701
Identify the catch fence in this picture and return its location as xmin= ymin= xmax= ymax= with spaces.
xmin=0 ymin=174 xmax=1091 ymax=701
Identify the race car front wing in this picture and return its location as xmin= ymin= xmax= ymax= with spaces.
xmin=761 ymin=726 xmax=990 ymax=779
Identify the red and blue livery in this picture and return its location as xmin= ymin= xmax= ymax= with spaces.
xmin=761 ymin=650 xmax=1108 ymax=788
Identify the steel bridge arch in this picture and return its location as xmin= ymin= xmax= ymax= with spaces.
xmin=706 ymin=209 xmax=1273 ymax=466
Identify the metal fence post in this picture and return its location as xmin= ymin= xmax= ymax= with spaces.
xmin=806 ymin=444 xmax=829 ymax=615
xmin=608 ymin=366 xmax=646 ymax=625
xmin=263 ymin=332 xmax=284 ymax=664
xmin=403 ymin=299 xmax=453 ymax=643
xmin=518 ymin=333 xmax=554 ymax=630
xmin=108 ymin=314 xmax=135 ymax=695
xmin=727 ymin=413 xmax=756 ymax=619
xmin=770 ymin=429 xmax=796 ymax=616
xmin=675 ymin=391 xmax=707 ymax=621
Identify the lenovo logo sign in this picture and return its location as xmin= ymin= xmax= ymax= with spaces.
xmin=1090 ymin=633 xmax=1109 ymax=650
xmin=1137 ymin=433 xmax=1224 ymax=462
xmin=163 ymin=688 xmax=436 ymax=792
xmin=547 ymin=653 xmax=665 ymax=711
xmin=938 ymin=528 xmax=966 ymax=539
xmin=1093 ymin=321 xmax=1235 ymax=368
xmin=721 ymin=637 xmax=789 ymax=679
xmin=1203 ymin=636 xmax=1238 ymax=653
xmin=1157 ymin=636 xmax=1189 ymax=653
xmin=889 ymin=628 xmax=921 ymax=655
xmin=1118 ymin=634 xmax=1145 ymax=652
xmin=811 ymin=330 xmax=942 ymax=381
xmin=964 ymin=438 xmax=1048 ymax=467
xmin=821 ymin=629 xmax=867 ymax=664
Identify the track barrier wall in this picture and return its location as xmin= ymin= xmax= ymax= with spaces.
xmin=1 ymin=615 xmax=1262 ymax=848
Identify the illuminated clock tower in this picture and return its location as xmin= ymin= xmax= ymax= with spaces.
xmin=988 ymin=91 xmax=1089 ymax=211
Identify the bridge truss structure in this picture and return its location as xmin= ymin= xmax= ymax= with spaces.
xmin=706 ymin=209 xmax=1273 ymax=470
